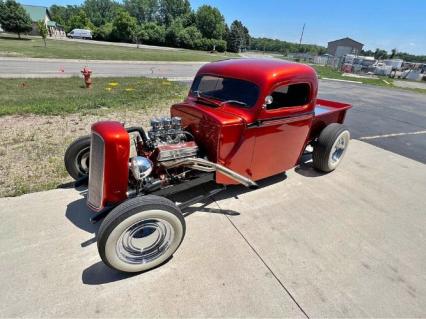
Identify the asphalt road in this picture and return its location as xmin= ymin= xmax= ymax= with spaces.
xmin=318 ymin=81 xmax=426 ymax=164
xmin=0 ymin=57 xmax=202 ymax=80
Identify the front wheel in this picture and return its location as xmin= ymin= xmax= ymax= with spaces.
xmin=313 ymin=123 xmax=350 ymax=172
xmin=97 ymin=196 xmax=186 ymax=273
xmin=64 ymin=135 xmax=91 ymax=180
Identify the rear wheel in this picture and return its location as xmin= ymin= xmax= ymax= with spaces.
xmin=64 ymin=135 xmax=91 ymax=180
xmin=313 ymin=123 xmax=350 ymax=172
xmin=97 ymin=196 xmax=186 ymax=273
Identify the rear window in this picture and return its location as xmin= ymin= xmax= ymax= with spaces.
xmin=190 ymin=75 xmax=259 ymax=107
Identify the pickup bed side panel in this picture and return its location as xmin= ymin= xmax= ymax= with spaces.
xmin=308 ymin=99 xmax=352 ymax=143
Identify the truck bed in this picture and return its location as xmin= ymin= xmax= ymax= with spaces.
xmin=308 ymin=99 xmax=352 ymax=142
xmin=315 ymin=98 xmax=352 ymax=117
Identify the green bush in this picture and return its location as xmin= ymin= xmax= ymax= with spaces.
xmin=93 ymin=22 xmax=113 ymax=40
xmin=213 ymin=39 xmax=227 ymax=52
xmin=194 ymin=38 xmax=226 ymax=52
xmin=139 ymin=22 xmax=166 ymax=45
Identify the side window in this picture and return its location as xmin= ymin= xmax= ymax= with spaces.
xmin=267 ymin=83 xmax=310 ymax=110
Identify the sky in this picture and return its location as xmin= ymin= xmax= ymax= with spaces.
xmin=21 ymin=0 xmax=426 ymax=55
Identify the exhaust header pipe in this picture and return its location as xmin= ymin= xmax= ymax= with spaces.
xmin=162 ymin=158 xmax=258 ymax=189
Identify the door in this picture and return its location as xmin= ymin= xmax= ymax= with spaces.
xmin=249 ymin=82 xmax=314 ymax=180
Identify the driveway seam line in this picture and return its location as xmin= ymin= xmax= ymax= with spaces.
xmin=213 ymin=197 xmax=309 ymax=318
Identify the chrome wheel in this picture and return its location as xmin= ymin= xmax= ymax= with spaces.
xmin=75 ymin=147 xmax=90 ymax=175
xmin=116 ymin=218 xmax=175 ymax=265
xmin=99 ymin=197 xmax=186 ymax=273
xmin=329 ymin=131 xmax=350 ymax=166
xmin=313 ymin=124 xmax=350 ymax=173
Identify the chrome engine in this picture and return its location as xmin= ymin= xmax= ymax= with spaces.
xmin=148 ymin=116 xmax=185 ymax=145
xmin=148 ymin=116 xmax=198 ymax=163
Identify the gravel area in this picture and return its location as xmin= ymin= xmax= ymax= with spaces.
xmin=0 ymin=105 xmax=170 ymax=197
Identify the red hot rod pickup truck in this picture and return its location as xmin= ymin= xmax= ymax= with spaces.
xmin=65 ymin=59 xmax=352 ymax=273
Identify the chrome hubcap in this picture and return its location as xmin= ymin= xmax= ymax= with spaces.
xmin=75 ymin=147 xmax=90 ymax=175
xmin=116 ymin=218 xmax=174 ymax=265
xmin=330 ymin=133 xmax=348 ymax=164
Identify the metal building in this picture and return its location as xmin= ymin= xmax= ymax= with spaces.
xmin=327 ymin=37 xmax=364 ymax=58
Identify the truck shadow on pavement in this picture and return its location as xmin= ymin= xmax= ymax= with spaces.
xmin=65 ymin=172 xmax=289 ymax=285
xmin=294 ymin=153 xmax=327 ymax=178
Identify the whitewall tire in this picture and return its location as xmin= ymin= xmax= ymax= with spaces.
xmin=97 ymin=195 xmax=185 ymax=273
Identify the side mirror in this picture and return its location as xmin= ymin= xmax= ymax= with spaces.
xmin=263 ymin=95 xmax=273 ymax=108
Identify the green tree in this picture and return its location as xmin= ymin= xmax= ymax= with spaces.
xmin=1 ymin=0 xmax=32 ymax=39
xmin=83 ymin=0 xmax=118 ymax=27
xmin=0 ymin=0 xmax=6 ymax=26
xmin=195 ymin=5 xmax=225 ymax=40
xmin=249 ymin=37 xmax=326 ymax=55
xmin=93 ymin=22 xmax=113 ymax=40
xmin=68 ymin=10 xmax=94 ymax=32
xmin=390 ymin=48 xmax=397 ymax=59
xmin=181 ymin=11 xmax=196 ymax=27
xmin=159 ymin=0 xmax=191 ymax=26
xmin=374 ymin=48 xmax=388 ymax=60
xmin=138 ymin=22 xmax=165 ymax=45
xmin=50 ymin=5 xmax=80 ymax=31
xmin=165 ymin=18 xmax=184 ymax=46
xmin=361 ymin=49 xmax=375 ymax=57
xmin=36 ymin=20 xmax=48 ymax=47
xmin=124 ymin=0 xmax=159 ymax=24
xmin=178 ymin=25 xmax=201 ymax=49
xmin=228 ymin=20 xmax=250 ymax=53
xmin=111 ymin=8 xmax=137 ymax=42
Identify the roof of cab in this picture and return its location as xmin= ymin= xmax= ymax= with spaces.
xmin=197 ymin=58 xmax=317 ymax=88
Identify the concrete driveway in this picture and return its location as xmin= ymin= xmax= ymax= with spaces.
xmin=1 ymin=140 xmax=425 ymax=317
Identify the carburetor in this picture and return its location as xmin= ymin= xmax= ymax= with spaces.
xmin=148 ymin=116 xmax=185 ymax=145
xmin=148 ymin=116 xmax=199 ymax=163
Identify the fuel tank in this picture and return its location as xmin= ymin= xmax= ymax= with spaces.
xmin=171 ymin=99 xmax=257 ymax=185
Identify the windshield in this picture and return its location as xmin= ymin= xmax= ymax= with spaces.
xmin=190 ymin=75 xmax=259 ymax=107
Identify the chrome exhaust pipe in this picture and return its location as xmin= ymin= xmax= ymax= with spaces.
xmin=162 ymin=158 xmax=258 ymax=189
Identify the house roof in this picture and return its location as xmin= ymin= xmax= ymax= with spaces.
xmin=21 ymin=4 xmax=51 ymax=22
xmin=327 ymin=37 xmax=364 ymax=46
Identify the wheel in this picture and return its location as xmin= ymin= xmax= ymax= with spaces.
xmin=64 ymin=135 xmax=91 ymax=180
xmin=97 ymin=195 xmax=186 ymax=273
xmin=313 ymin=123 xmax=350 ymax=172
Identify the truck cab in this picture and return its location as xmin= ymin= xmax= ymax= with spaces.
xmin=172 ymin=59 xmax=351 ymax=184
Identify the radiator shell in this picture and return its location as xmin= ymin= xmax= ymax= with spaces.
xmin=87 ymin=121 xmax=130 ymax=211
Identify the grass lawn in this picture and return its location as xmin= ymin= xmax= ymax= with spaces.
xmin=0 ymin=76 xmax=188 ymax=197
xmin=312 ymin=65 xmax=394 ymax=87
xmin=0 ymin=77 xmax=188 ymax=116
xmin=0 ymin=34 xmax=237 ymax=62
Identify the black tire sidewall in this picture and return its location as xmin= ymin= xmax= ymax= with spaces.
xmin=64 ymin=136 xmax=91 ymax=180
xmin=313 ymin=124 xmax=350 ymax=172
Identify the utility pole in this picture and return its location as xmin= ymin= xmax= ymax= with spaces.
xmin=299 ymin=23 xmax=306 ymax=46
